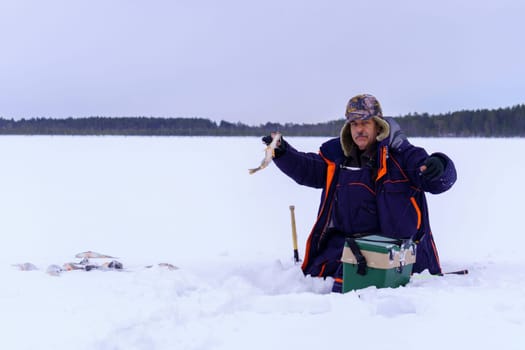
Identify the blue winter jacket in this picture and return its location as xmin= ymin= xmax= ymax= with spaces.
xmin=273 ymin=119 xmax=457 ymax=291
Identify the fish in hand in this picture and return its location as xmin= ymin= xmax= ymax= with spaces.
xmin=248 ymin=132 xmax=282 ymax=174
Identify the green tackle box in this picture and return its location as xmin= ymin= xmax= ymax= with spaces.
xmin=340 ymin=235 xmax=416 ymax=292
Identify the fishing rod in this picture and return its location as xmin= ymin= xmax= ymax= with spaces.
xmin=439 ymin=269 xmax=469 ymax=275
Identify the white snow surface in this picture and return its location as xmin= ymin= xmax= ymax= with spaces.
xmin=1 ymin=136 xmax=524 ymax=349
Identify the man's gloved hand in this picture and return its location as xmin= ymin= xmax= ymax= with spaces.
xmin=261 ymin=133 xmax=286 ymax=158
xmin=261 ymin=135 xmax=274 ymax=145
xmin=421 ymin=156 xmax=445 ymax=181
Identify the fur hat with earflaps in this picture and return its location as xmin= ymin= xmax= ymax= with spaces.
xmin=340 ymin=94 xmax=390 ymax=157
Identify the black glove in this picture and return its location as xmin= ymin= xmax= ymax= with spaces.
xmin=421 ymin=156 xmax=445 ymax=181
xmin=261 ymin=134 xmax=286 ymax=158
xmin=261 ymin=135 xmax=274 ymax=145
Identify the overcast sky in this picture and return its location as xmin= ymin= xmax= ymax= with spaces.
xmin=1 ymin=0 xmax=524 ymax=125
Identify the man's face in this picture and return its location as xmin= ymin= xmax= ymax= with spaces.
xmin=350 ymin=119 xmax=378 ymax=151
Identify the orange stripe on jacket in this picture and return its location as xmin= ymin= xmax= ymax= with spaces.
xmin=301 ymin=152 xmax=336 ymax=271
xmin=321 ymin=152 xmax=336 ymax=202
xmin=376 ymin=146 xmax=388 ymax=181
xmin=318 ymin=263 xmax=326 ymax=277
xmin=410 ymin=196 xmax=422 ymax=230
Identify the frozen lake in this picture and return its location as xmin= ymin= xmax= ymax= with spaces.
xmin=1 ymin=136 xmax=524 ymax=350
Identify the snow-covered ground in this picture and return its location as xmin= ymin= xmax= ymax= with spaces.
xmin=1 ymin=136 xmax=524 ymax=349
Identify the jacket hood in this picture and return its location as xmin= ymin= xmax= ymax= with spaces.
xmin=384 ymin=117 xmax=407 ymax=151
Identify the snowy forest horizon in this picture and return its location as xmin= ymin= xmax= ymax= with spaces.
xmin=1 ymin=103 xmax=524 ymax=137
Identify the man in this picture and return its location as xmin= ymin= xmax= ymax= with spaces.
xmin=265 ymin=94 xmax=457 ymax=292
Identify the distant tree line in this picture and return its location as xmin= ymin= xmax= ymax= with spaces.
xmin=1 ymin=104 xmax=524 ymax=137
xmin=398 ymin=104 xmax=525 ymax=137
